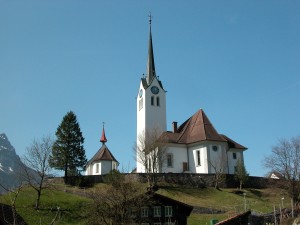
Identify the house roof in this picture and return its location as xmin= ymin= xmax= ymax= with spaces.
xmin=87 ymin=144 xmax=119 ymax=165
xmin=150 ymin=192 xmax=194 ymax=216
xmin=163 ymin=109 xmax=247 ymax=150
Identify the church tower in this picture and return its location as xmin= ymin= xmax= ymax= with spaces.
xmin=136 ymin=16 xmax=167 ymax=173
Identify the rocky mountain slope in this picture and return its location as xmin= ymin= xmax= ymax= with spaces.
xmin=0 ymin=133 xmax=26 ymax=194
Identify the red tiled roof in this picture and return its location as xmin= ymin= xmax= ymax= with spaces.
xmin=221 ymin=134 xmax=247 ymax=150
xmin=163 ymin=109 xmax=246 ymax=149
xmin=164 ymin=109 xmax=226 ymax=144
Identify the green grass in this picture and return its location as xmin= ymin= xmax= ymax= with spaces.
xmin=0 ymin=187 xmax=92 ymax=225
xmin=157 ymin=185 xmax=289 ymax=225
xmin=0 ymin=182 xmax=290 ymax=225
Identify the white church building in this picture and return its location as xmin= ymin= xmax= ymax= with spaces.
xmin=85 ymin=126 xmax=119 ymax=175
xmin=136 ymin=18 xmax=247 ymax=175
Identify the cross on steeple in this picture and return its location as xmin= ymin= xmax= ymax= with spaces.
xmin=146 ymin=12 xmax=156 ymax=85
xmin=148 ymin=12 xmax=152 ymax=25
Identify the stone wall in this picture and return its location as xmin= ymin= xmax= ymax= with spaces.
xmin=64 ymin=173 xmax=275 ymax=189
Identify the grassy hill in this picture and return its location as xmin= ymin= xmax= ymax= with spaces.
xmin=0 ymin=181 xmax=289 ymax=225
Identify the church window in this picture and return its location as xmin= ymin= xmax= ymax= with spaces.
xmin=212 ymin=146 xmax=218 ymax=151
xmin=156 ymin=97 xmax=160 ymax=106
xmin=165 ymin=206 xmax=172 ymax=217
xmin=153 ymin=206 xmax=161 ymax=217
xmin=167 ymin=154 xmax=173 ymax=167
xmin=151 ymin=96 xmax=154 ymax=105
xmin=196 ymin=151 xmax=201 ymax=166
xmin=139 ymin=98 xmax=143 ymax=110
xmin=95 ymin=163 xmax=99 ymax=173
xmin=233 ymin=152 xmax=237 ymax=159
xmin=141 ymin=207 xmax=149 ymax=217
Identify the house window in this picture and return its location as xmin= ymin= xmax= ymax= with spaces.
xmin=156 ymin=97 xmax=160 ymax=106
xmin=95 ymin=163 xmax=99 ymax=173
xmin=153 ymin=206 xmax=161 ymax=217
xmin=233 ymin=152 xmax=237 ymax=159
xmin=196 ymin=151 xmax=201 ymax=166
xmin=151 ymin=96 xmax=154 ymax=105
xmin=139 ymin=98 xmax=143 ymax=110
xmin=165 ymin=206 xmax=172 ymax=217
xmin=141 ymin=207 xmax=148 ymax=217
xmin=130 ymin=208 xmax=137 ymax=218
xmin=167 ymin=154 xmax=173 ymax=167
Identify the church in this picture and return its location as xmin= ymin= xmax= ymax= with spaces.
xmin=85 ymin=126 xmax=119 ymax=175
xmin=136 ymin=18 xmax=247 ymax=174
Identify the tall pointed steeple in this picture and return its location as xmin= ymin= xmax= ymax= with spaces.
xmin=146 ymin=13 xmax=156 ymax=85
xmin=100 ymin=123 xmax=107 ymax=144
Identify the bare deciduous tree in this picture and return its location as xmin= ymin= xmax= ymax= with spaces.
xmin=263 ymin=136 xmax=300 ymax=202
xmin=135 ymin=128 xmax=168 ymax=188
xmin=208 ymin=154 xmax=227 ymax=190
xmin=87 ymin=171 xmax=147 ymax=225
xmin=22 ymin=135 xmax=53 ymax=210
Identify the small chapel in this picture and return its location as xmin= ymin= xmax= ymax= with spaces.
xmin=136 ymin=17 xmax=247 ymax=174
xmin=85 ymin=126 xmax=119 ymax=175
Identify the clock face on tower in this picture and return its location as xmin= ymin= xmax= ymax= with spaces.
xmin=151 ymin=86 xmax=159 ymax=95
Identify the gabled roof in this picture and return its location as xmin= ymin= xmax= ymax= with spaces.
xmin=87 ymin=144 xmax=119 ymax=165
xmin=163 ymin=109 xmax=247 ymax=149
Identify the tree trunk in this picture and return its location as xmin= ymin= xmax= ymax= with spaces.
xmin=64 ymin=164 xmax=68 ymax=184
xmin=35 ymin=190 xmax=41 ymax=210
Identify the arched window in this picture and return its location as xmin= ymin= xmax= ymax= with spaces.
xmin=156 ymin=97 xmax=160 ymax=106
xmin=151 ymin=96 xmax=154 ymax=105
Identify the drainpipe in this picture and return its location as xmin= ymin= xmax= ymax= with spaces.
xmin=186 ymin=145 xmax=189 ymax=172
xmin=226 ymin=148 xmax=230 ymax=174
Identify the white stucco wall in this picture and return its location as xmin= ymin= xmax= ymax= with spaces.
xmin=227 ymin=150 xmax=244 ymax=174
xmin=85 ymin=160 xmax=118 ymax=175
xmin=162 ymin=145 xmax=188 ymax=173
xmin=136 ymin=77 xmax=167 ymax=173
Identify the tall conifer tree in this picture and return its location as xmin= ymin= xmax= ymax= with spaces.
xmin=50 ymin=111 xmax=87 ymax=183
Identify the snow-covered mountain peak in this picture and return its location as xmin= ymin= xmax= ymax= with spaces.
xmin=0 ymin=133 xmax=16 ymax=153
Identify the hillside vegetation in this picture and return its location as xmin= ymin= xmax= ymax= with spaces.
xmin=0 ymin=181 xmax=289 ymax=225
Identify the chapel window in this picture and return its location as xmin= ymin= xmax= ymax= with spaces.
xmin=196 ymin=151 xmax=201 ymax=166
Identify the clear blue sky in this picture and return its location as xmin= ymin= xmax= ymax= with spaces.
xmin=1 ymin=1 xmax=299 ymax=177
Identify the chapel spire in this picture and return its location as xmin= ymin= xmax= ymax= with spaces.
xmin=146 ymin=13 xmax=156 ymax=85
xmin=100 ymin=123 xmax=107 ymax=144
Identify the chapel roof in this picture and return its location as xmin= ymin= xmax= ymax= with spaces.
xmin=163 ymin=109 xmax=247 ymax=149
xmin=88 ymin=144 xmax=119 ymax=164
